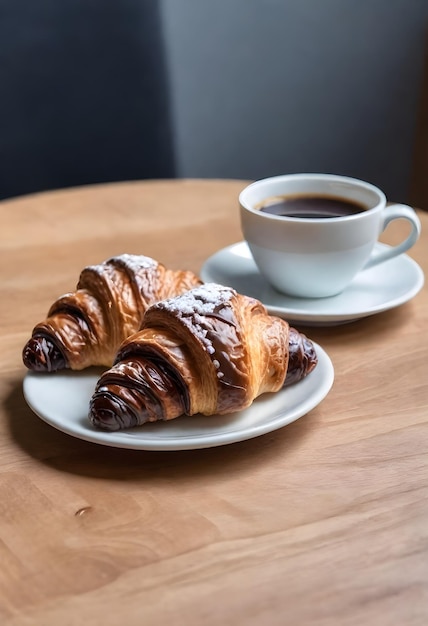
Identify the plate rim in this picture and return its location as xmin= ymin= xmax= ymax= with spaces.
xmin=200 ymin=241 xmax=425 ymax=324
xmin=23 ymin=343 xmax=334 ymax=451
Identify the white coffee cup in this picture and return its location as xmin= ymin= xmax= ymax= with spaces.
xmin=239 ymin=173 xmax=421 ymax=298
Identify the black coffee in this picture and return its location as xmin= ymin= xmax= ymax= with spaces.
xmin=257 ymin=194 xmax=366 ymax=218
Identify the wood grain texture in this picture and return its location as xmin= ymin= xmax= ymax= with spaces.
xmin=1 ymin=180 xmax=427 ymax=626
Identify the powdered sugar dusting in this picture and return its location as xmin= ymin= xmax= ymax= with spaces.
xmin=109 ymin=254 xmax=158 ymax=272
xmin=83 ymin=254 xmax=159 ymax=278
xmin=159 ymin=283 xmax=235 ymax=316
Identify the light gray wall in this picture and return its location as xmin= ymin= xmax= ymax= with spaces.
xmin=160 ymin=0 xmax=428 ymax=202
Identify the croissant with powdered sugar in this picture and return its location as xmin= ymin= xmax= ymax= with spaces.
xmin=22 ymin=254 xmax=201 ymax=372
xmin=88 ymin=283 xmax=318 ymax=431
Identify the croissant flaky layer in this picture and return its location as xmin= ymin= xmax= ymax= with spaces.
xmin=88 ymin=283 xmax=318 ymax=431
xmin=22 ymin=254 xmax=201 ymax=372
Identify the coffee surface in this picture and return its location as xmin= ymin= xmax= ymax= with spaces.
xmin=257 ymin=194 xmax=366 ymax=218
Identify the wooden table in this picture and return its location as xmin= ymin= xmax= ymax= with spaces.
xmin=1 ymin=179 xmax=427 ymax=625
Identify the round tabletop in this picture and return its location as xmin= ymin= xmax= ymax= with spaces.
xmin=1 ymin=179 xmax=427 ymax=626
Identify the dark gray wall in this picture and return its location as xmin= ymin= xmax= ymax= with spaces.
xmin=0 ymin=1 xmax=174 ymax=200
xmin=161 ymin=0 xmax=428 ymax=202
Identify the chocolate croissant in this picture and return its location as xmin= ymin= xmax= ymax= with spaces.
xmin=22 ymin=254 xmax=201 ymax=372
xmin=89 ymin=283 xmax=317 ymax=431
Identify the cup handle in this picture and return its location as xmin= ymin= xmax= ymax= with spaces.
xmin=364 ymin=204 xmax=421 ymax=270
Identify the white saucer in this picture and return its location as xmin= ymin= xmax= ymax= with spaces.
xmin=200 ymin=242 xmax=424 ymax=326
xmin=23 ymin=343 xmax=333 ymax=451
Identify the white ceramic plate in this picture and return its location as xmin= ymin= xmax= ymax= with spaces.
xmin=200 ymin=241 xmax=424 ymax=326
xmin=23 ymin=343 xmax=333 ymax=451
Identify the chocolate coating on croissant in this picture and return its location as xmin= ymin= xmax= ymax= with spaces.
xmin=22 ymin=334 xmax=67 ymax=372
xmin=90 ymin=354 xmax=188 ymax=431
xmin=284 ymin=327 xmax=318 ymax=387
